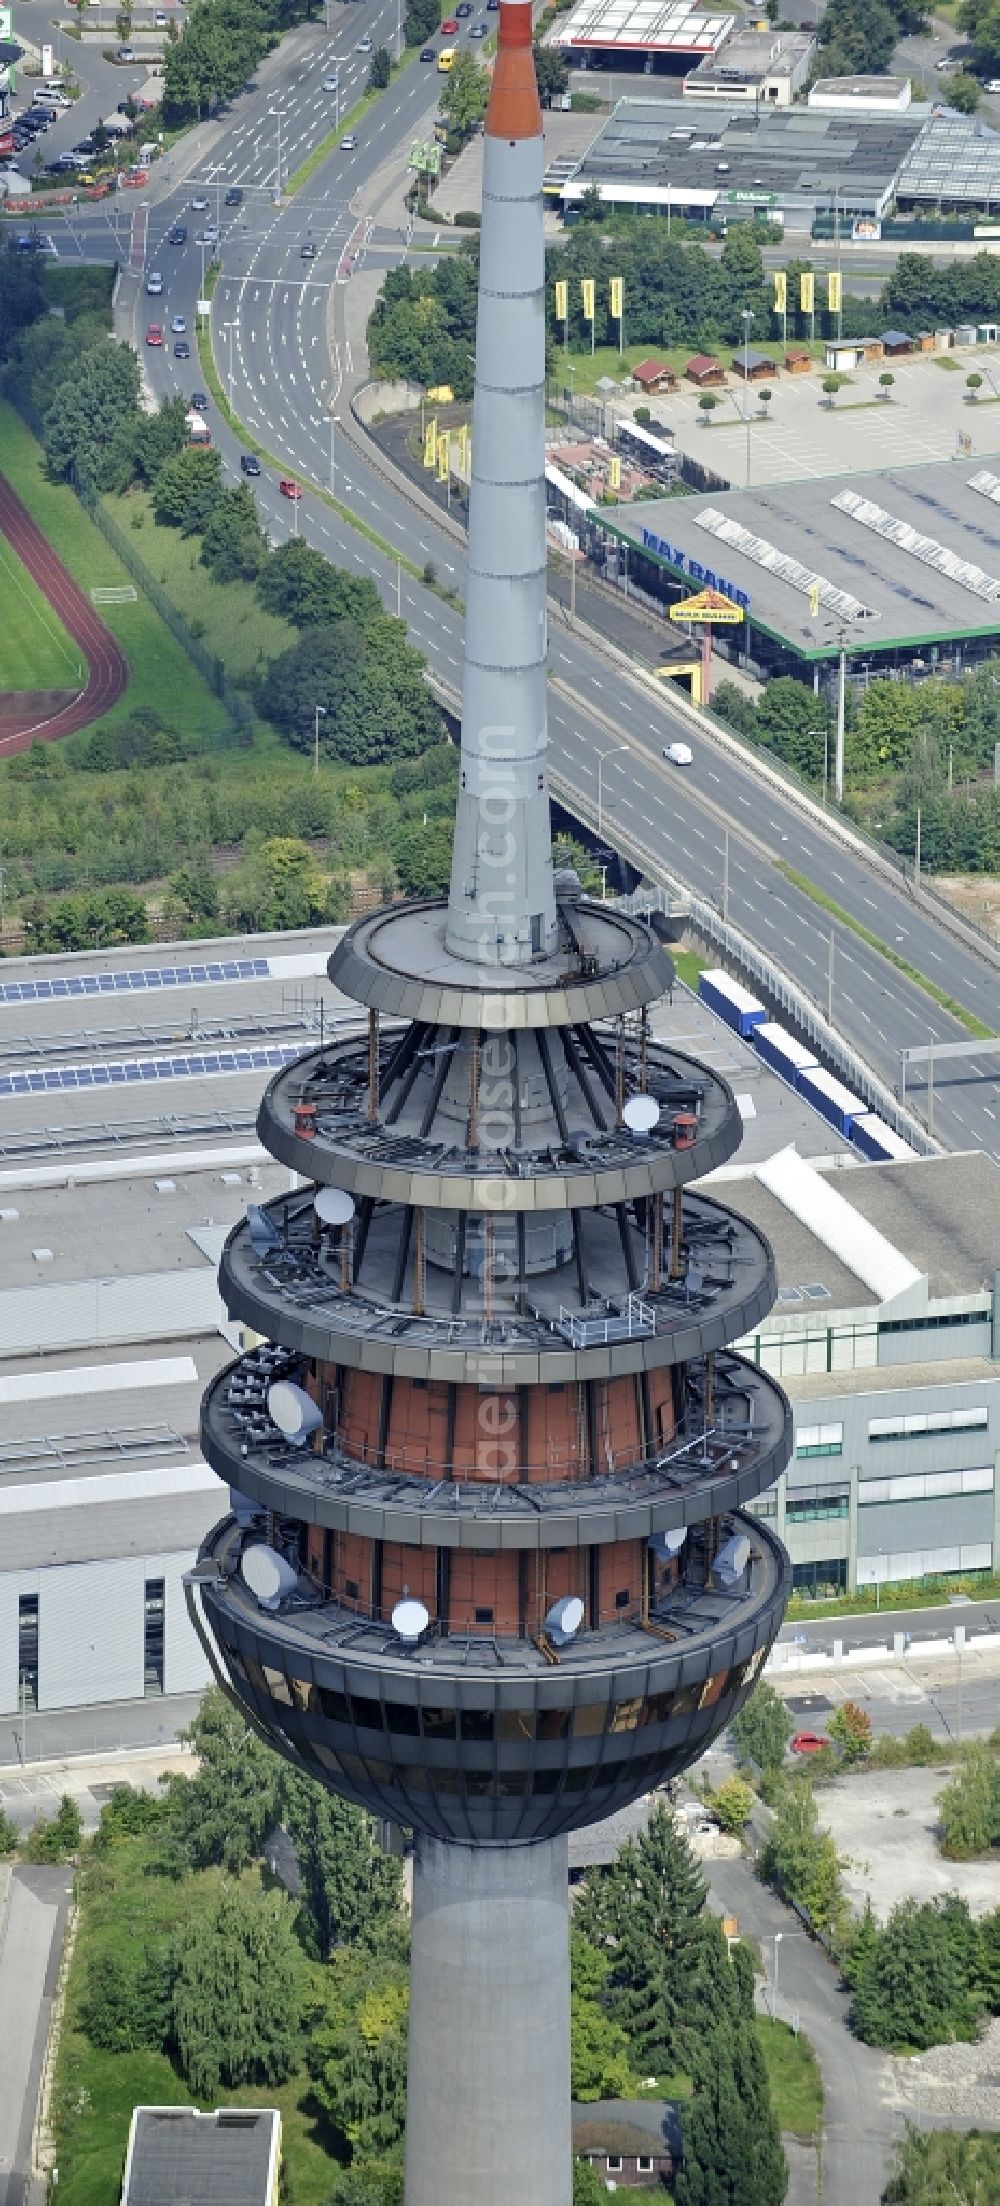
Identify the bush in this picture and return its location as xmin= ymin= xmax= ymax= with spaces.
xmin=712 ymin=1775 xmax=757 ymax=1833
xmin=453 ymin=209 xmax=482 ymax=227
xmin=82 ymin=1944 xmax=174 ymax=2053
xmin=23 ymin=1793 xmax=83 ymax=1862
xmin=938 ymin=1744 xmax=1000 ymax=1860
xmin=0 ymin=1809 xmax=18 ymax=1856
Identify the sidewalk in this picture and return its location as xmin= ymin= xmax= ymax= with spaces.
xmin=0 ymin=1692 xmax=202 ymax=1787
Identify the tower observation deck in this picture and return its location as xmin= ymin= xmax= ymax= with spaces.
xmin=188 ymin=12 xmax=791 ymax=2201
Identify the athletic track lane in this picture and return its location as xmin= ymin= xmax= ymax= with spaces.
xmin=0 ymin=472 xmax=129 ymax=756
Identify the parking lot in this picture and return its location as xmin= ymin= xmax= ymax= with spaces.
xmin=659 ymin=347 xmax=1000 ymax=487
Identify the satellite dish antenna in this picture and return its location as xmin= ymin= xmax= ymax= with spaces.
xmin=241 ymin=1543 xmax=299 ymax=1609
xmin=712 ymin=1532 xmax=752 ymax=1589
xmin=649 ymin=1526 xmax=687 ymax=1560
xmin=392 ymin=1597 xmax=430 ymax=1644
xmin=544 ymin=1594 xmax=584 ymax=1646
xmin=314 ymin=1185 xmax=356 ymax=1228
xmin=623 ymin=1094 xmax=660 ymax=1136
xmin=267 ymin=1380 xmax=324 ymax=1445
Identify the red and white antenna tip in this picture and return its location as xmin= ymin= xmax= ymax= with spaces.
xmin=486 ymin=0 xmax=542 ymax=139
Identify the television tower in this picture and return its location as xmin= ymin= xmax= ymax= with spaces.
xmin=189 ymin=14 xmax=791 ymax=2204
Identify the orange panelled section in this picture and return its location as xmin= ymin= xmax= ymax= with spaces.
xmin=381 ymin=1542 xmax=438 ymax=1620
xmin=452 ymin=1389 xmax=520 ymax=1483
xmin=648 ymin=1369 xmax=677 ymax=1451
xmin=449 ymin=1551 xmax=521 ymax=1635
xmin=332 ymin=1531 xmax=373 ymax=1612
xmin=305 ymin=1525 xmax=325 ymax=1582
xmin=336 ymin=1369 xmax=383 ymax=1466
xmin=596 ymin=1377 xmax=644 ymax=1475
xmin=385 ymin=1380 xmax=451 ymax=1478
xmin=596 ymin=1539 xmax=644 ymax=1626
xmin=521 ymin=1387 xmax=582 ymax=1482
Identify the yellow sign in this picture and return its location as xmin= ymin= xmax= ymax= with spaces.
xmin=423 ymin=419 xmax=437 ymax=469
xmin=554 ymin=278 xmax=568 ymax=321
xmin=426 ymin=384 xmax=454 ymax=403
xmin=827 ymin=270 xmax=842 ymax=314
xmin=669 ymin=588 xmax=745 ymax=626
xmin=581 ymin=278 xmax=595 ymax=322
xmin=457 ymin=422 xmax=470 ymax=472
xmin=609 ymin=455 xmax=621 ymax=491
xmin=808 ymin=582 xmax=820 ymax=618
xmin=800 ymin=272 xmax=815 ymax=315
xmin=437 ymin=436 xmax=450 ymax=482
xmin=773 ymin=270 xmax=786 ymax=314
xmin=610 ymin=276 xmax=623 ymax=319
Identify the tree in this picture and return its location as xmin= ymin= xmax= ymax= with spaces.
xmin=163 ymin=0 xmax=268 ymax=123
xmin=574 ymin=1802 xmax=709 ymax=2075
xmin=257 ymin=623 xmax=440 ymax=765
xmin=817 ymin=0 xmax=898 ymax=75
xmin=882 ymin=2127 xmax=1000 ymax=2205
xmin=173 ymin=1880 xmax=302 ymax=2096
xmin=163 ymin=1686 xmax=282 ymax=1873
xmin=675 ymin=1932 xmax=785 ymax=2206
xmin=281 ymin=1773 xmax=405 ymax=1959
xmin=878 ymin=371 xmax=895 ymax=401
xmin=822 ymin=375 xmax=840 ymax=406
xmin=367 ymin=44 xmax=391 ymax=89
xmin=200 ymin=483 xmax=268 ymax=582
xmin=570 ymin=1934 xmax=634 ymax=2101
xmin=42 ymin=339 xmax=142 ymax=490
xmin=573 ymin=2160 xmax=608 ymax=2205
xmin=258 ymin=538 xmax=383 ymax=632
xmin=221 ymin=835 xmax=333 ymax=932
xmin=937 ymin=1742 xmax=1000 ymax=1858
xmin=152 ymin=444 xmax=224 ymax=533
xmin=132 ymin=394 xmax=191 ymax=484
xmin=756 ymin=676 xmax=829 ymax=778
xmin=698 ymin=392 xmax=719 ymax=421
xmin=308 ymin=1945 xmax=409 ymax=2156
xmin=730 ymin=1681 xmax=793 ymax=1773
xmin=0 ymin=1809 xmax=17 ymax=1855
xmin=759 ymin=386 xmax=773 ymax=413
xmin=712 ymin=1776 xmax=756 ymax=1834
xmin=0 ymin=239 xmax=46 ymax=362
xmin=758 ymin=1779 xmax=847 ymax=1942
xmin=967 ymin=372 xmax=984 ymax=399
xmin=23 ymin=1794 xmax=82 ymax=1862
xmin=82 ymin=1944 xmax=174 ymax=2053
xmin=391 ymin=819 xmax=453 ymax=897
xmin=828 ymin=1701 xmax=873 ymax=1764
xmin=167 ymin=857 xmax=220 ymax=932
xmin=439 ymin=52 xmax=490 ymax=142
xmin=850 ymin=1897 xmax=982 ymax=2050
xmin=534 ymin=41 xmax=569 ymax=103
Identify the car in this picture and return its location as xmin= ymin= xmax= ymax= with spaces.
xmin=241 ymin=452 xmax=261 ymax=475
xmin=791 ymin=1732 xmax=830 ymax=1755
xmin=14 ymin=233 xmax=35 ymax=250
xmin=340 ymin=132 xmax=357 ymax=149
xmin=300 ymin=238 xmax=317 ymax=257
xmin=191 ymin=192 xmax=209 ymax=210
xmin=456 ymin=4 xmax=473 ymax=17
xmin=173 ymin=338 xmax=191 ymax=358
xmin=117 ymin=98 xmax=137 ymax=113
xmin=420 ymin=43 xmax=436 ymax=57
xmin=322 ymin=71 xmax=340 ymax=89
xmin=224 ymin=185 xmax=243 ymax=205
xmin=168 ymin=223 xmax=187 ymax=244
xmin=197 ymin=223 xmax=219 ymax=244
xmin=190 ymin=390 xmax=209 ymax=409
xmin=986 ymin=77 xmax=1000 ymax=90
xmin=170 ymin=313 xmax=186 ymax=333
xmin=469 ymin=22 xmax=487 ymax=34
xmin=662 ymin=741 xmax=693 ymax=766
xmin=73 ymin=138 xmax=96 ymax=156
xmin=486 ymin=1 xmax=499 ymax=12
xmin=154 ymin=7 xmax=168 ymax=21
xmin=146 ymin=271 xmax=163 ymax=294
xmin=145 ymin=323 xmax=164 ymax=345
xmin=279 ymin=477 xmax=302 ymax=499
xmin=440 ymin=13 xmax=458 ymax=26
xmin=357 ymin=31 xmax=372 ymax=47
xmin=117 ymin=44 xmax=136 ymax=59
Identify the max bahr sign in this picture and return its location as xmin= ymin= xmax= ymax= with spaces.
xmin=640 ymin=527 xmax=752 ymax=612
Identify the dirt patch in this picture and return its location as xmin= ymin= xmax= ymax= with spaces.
xmin=931 ymin=873 xmax=1000 ymax=944
xmin=818 ymin=1765 xmax=999 ymax=1922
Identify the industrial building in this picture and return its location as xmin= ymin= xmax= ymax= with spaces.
xmin=683 ymin=29 xmax=815 ymax=107
xmin=552 ymin=0 xmax=734 ymax=76
xmin=601 ymin=458 xmax=1000 ymax=682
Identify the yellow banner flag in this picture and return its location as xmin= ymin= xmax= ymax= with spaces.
xmin=609 ymin=454 xmax=621 ymax=491
xmin=457 ymin=422 xmax=469 ymax=470
xmin=808 ymin=582 xmax=820 ymax=618
xmin=800 ymin=272 xmax=815 ymax=314
xmin=554 ymin=278 xmax=568 ymax=321
xmin=581 ymin=278 xmax=595 ymax=322
xmin=773 ymin=269 xmax=786 ymax=314
xmin=437 ymin=436 xmax=450 ymax=481
xmin=609 ymin=276 xmax=623 ymax=319
xmin=827 ymin=270 xmax=842 ymax=313
xmin=423 ymin=419 xmax=437 ymax=469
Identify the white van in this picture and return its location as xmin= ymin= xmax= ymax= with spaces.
xmin=662 ymin=741 xmax=693 ymax=766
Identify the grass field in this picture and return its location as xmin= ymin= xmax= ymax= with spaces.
xmin=0 ymin=401 xmax=229 ymax=742
xmin=103 ymin=489 xmax=298 ymax=690
xmin=755 ymin=2018 xmax=824 ymax=2141
xmin=53 ymin=1837 xmax=340 ymax=2206
xmin=0 ymin=535 xmax=83 ymax=690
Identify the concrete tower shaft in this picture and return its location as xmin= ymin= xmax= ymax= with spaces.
xmin=444 ymin=2 xmax=557 ymax=970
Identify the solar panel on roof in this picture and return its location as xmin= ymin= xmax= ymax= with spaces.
xmin=0 ymin=1042 xmax=301 ymax=1099
xmin=0 ymin=957 xmax=269 ymax=1006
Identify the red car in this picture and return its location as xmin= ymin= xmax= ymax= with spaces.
xmin=791 ymin=1731 xmax=830 ymax=1755
xmin=145 ymin=323 xmax=163 ymax=346
xmin=440 ymin=15 xmax=459 ymax=29
xmin=279 ymin=478 xmax=302 ymax=500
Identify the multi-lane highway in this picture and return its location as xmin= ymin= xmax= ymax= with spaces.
xmin=32 ymin=7 xmax=1000 ymax=1156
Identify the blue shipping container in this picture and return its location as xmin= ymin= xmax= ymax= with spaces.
xmin=752 ymin=1022 xmax=819 ymax=1086
xmin=699 ymin=968 xmax=767 ymax=1038
xmin=797 ymin=1064 xmax=866 ymax=1137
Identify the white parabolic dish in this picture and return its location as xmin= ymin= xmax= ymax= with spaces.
xmin=241 ymin=1543 xmax=299 ymax=1606
xmin=315 ymin=1185 xmax=356 ymax=1227
xmin=268 ymin=1379 xmax=324 ymax=1440
xmin=392 ymin=1597 xmax=430 ymax=1640
xmin=622 ymin=1094 xmax=660 ymax=1134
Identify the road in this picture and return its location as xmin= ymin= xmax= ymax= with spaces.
xmin=25 ymin=9 xmax=1000 ymax=1159
xmin=0 ymin=1864 xmax=73 ymax=2206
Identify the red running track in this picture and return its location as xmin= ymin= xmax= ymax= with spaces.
xmin=0 ymin=472 xmax=129 ymax=757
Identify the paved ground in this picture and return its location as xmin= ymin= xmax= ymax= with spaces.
xmin=818 ymin=1764 xmax=1000 ymax=1922
xmin=0 ymin=1742 xmax=196 ymax=1838
xmin=0 ymin=1864 xmax=73 ymax=2206
xmin=0 ymin=1692 xmax=203 ymax=1785
xmin=0 ymin=476 xmax=128 ymax=753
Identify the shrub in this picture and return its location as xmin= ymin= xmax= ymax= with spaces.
xmin=453 ymin=210 xmax=481 ymax=227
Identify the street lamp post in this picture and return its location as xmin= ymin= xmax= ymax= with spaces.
xmin=808 ymin=726 xmax=828 ymax=803
xmin=313 ymin=702 xmax=327 ymax=775
xmin=742 ymin=308 xmax=754 ymax=490
xmin=597 ymin=743 xmax=628 ymax=834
